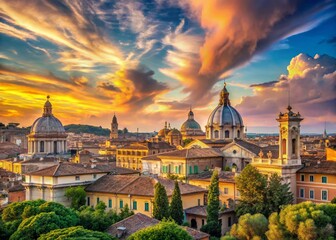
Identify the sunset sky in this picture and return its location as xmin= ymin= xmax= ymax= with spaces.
xmin=0 ymin=0 xmax=335 ymax=133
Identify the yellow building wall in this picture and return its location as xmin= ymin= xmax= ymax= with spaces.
xmin=296 ymin=173 xmax=336 ymax=203
xmin=326 ymin=148 xmax=336 ymax=161
xmin=86 ymin=192 xmax=205 ymax=217
xmin=188 ymin=179 xmax=237 ymax=205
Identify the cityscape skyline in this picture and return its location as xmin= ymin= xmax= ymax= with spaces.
xmin=0 ymin=0 xmax=335 ymax=133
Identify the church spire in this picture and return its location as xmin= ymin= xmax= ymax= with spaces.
xmin=219 ymin=82 xmax=230 ymax=106
xmin=43 ymin=95 xmax=53 ymax=117
xmin=188 ymin=106 xmax=194 ymax=120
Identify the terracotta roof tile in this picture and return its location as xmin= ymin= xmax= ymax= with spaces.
xmin=85 ymin=175 xmax=207 ymax=196
xmin=106 ymin=213 xmax=209 ymax=240
xmin=188 ymin=170 xmax=235 ymax=183
xmin=25 ymin=163 xmax=110 ymax=176
xmin=184 ymin=206 xmax=207 ymax=217
xmin=143 ymin=148 xmax=223 ymax=159
xmin=298 ymin=160 xmax=336 ymax=174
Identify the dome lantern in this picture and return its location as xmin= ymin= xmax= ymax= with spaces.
xmin=43 ymin=95 xmax=53 ymax=117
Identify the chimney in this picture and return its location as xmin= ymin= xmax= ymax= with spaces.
xmin=117 ymin=227 xmax=127 ymax=238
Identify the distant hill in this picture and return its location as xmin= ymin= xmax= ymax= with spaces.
xmin=64 ymin=124 xmax=110 ymax=136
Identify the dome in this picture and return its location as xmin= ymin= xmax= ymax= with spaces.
xmin=30 ymin=96 xmax=65 ymax=134
xmin=31 ymin=116 xmax=65 ymax=134
xmin=167 ymin=128 xmax=181 ymax=136
xmin=207 ymin=105 xmax=243 ymax=127
xmin=158 ymin=122 xmax=171 ymax=137
xmin=207 ymin=83 xmax=243 ymax=127
xmin=181 ymin=109 xmax=202 ymax=131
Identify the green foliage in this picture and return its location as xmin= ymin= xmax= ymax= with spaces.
xmin=38 ymin=226 xmax=115 ymax=240
xmin=118 ymin=203 xmax=134 ymax=220
xmin=65 ymin=186 xmax=86 ymax=210
xmin=183 ymin=138 xmax=193 ymax=146
xmin=201 ymin=170 xmax=221 ymax=237
xmin=332 ymin=197 xmax=336 ymax=204
xmin=128 ymin=221 xmax=193 ymax=240
xmin=169 ymin=181 xmax=184 ymax=225
xmin=236 ymin=165 xmax=292 ymax=218
xmin=264 ymin=174 xmax=293 ymax=217
xmin=10 ymin=212 xmax=72 ymax=240
xmin=64 ymin=124 xmax=110 ymax=136
xmin=153 ymin=182 xmax=169 ymax=221
xmin=235 ymin=165 xmax=267 ymax=217
xmin=266 ymin=201 xmax=336 ymax=240
xmin=2 ymin=199 xmax=46 ymax=222
xmin=228 ymin=213 xmax=268 ymax=240
xmin=224 ymin=166 xmax=231 ymax=171
xmin=166 ymin=173 xmax=179 ymax=180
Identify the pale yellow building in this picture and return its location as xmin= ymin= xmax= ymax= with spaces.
xmin=23 ymin=162 xmax=109 ymax=206
xmin=188 ymin=170 xmax=239 ymax=206
xmin=116 ymin=141 xmax=175 ymax=171
xmin=85 ymin=175 xmax=207 ymax=217
xmin=142 ymin=148 xmax=224 ymax=179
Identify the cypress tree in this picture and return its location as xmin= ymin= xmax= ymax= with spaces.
xmin=201 ymin=170 xmax=221 ymax=237
xmin=169 ymin=181 xmax=184 ymax=225
xmin=153 ymin=182 xmax=169 ymax=220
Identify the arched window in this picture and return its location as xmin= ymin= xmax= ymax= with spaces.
xmin=214 ymin=130 xmax=219 ymax=138
xmin=292 ymin=138 xmax=296 ymax=155
xmin=54 ymin=141 xmax=58 ymax=154
xmin=237 ymin=130 xmax=240 ymax=138
xmin=282 ymin=139 xmax=286 ymax=155
xmin=40 ymin=141 xmax=44 ymax=152
xmin=225 ymin=130 xmax=229 ymax=138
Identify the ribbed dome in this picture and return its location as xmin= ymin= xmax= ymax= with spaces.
xmin=207 ymin=105 xmax=243 ymax=127
xmin=181 ymin=109 xmax=201 ymax=131
xmin=167 ymin=128 xmax=181 ymax=136
xmin=31 ymin=116 xmax=65 ymax=133
xmin=30 ymin=96 xmax=65 ymax=134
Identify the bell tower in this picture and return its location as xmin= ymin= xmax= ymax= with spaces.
xmin=110 ymin=114 xmax=119 ymax=139
xmin=277 ymin=105 xmax=303 ymax=164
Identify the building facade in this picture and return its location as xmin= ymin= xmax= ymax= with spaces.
xmin=110 ymin=114 xmax=119 ymax=139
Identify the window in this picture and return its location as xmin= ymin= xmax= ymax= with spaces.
xmin=309 ymin=190 xmax=314 ymax=199
xmin=202 ymin=219 xmax=205 ymax=226
xmin=237 ymin=130 xmax=240 ymax=139
xmin=225 ymin=130 xmax=229 ymax=138
xmin=214 ymin=130 xmax=219 ymax=138
xmin=93 ymin=174 xmax=97 ymax=179
xmin=228 ymin=217 xmax=232 ymax=227
xmin=300 ymin=174 xmax=305 ymax=181
xmin=133 ymin=201 xmax=137 ymax=210
xmin=75 ymin=176 xmax=80 ymax=181
xmin=40 ymin=141 xmax=44 ymax=152
xmin=144 ymin=202 xmax=149 ymax=211
xmin=108 ymin=199 xmax=112 ymax=208
xmin=198 ymin=199 xmax=201 ymax=206
xmin=322 ymin=176 xmax=327 ymax=183
xmin=224 ymin=188 xmax=229 ymax=195
xmin=87 ymin=197 xmax=90 ymax=206
xmin=189 ymin=166 xmax=193 ymax=174
xmin=194 ymin=165 xmax=199 ymax=174
xmin=120 ymin=200 xmax=124 ymax=208
xmin=292 ymin=138 xmax=296 ymax=154
xmin=97 ymin=197 xmax=100 ymax=204
xmin=322 ymin=190 xmax=328 ymax=201
xmin=309 ymin=175 xmax=314 ymax=182
xmin=175 ymin=166 xmax=179 ymax=174
xmin=299 ymin=188 xmax=304 ymax=198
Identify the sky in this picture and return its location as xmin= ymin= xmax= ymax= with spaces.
xmin=0 ymin=0 xmax=335 ymax=134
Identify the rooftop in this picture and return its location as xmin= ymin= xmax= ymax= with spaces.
xmin=106 ymin=213 xmax=209 ymax=240
xmin=85 ymin=175 xmax=207 ymax=196
xmin=298 ymin=160 xmax=336 ymax=175
xmin=188 ymin=170 xmax=235 ymax=183
xmin=143 ymin=148 xmax=223 ymax=160
xmin=25 ymin=162 xmax=110 ymax=176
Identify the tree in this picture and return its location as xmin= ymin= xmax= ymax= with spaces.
xmin=64 ymin=186 xmax=86 ymax=210
xmin=235 ymin=165 xmax=267 ymax=217
xmin=170 ymin=181 xmax=184 ymax=225
xmin=264 ymin=174 xmax=293 ymax=216
xmin=222 ymin=213 xmax=268 ymax=240
xmin=201 ymin=170 xmax=221 ymax=237
xmin=266 ymin=202 xmax=336 ymax=240
xmin=118 ymin=204 xmax=134 ymax=220
xmin=332 ymin=197 xmax=336 ymax=204
xmin=153 ymin=182 xmax=169 ymax=220
xmin=38 ymin=226 xmax=115 ymax=240
xmin=128 ymin=221 xmax=193 ymax=240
